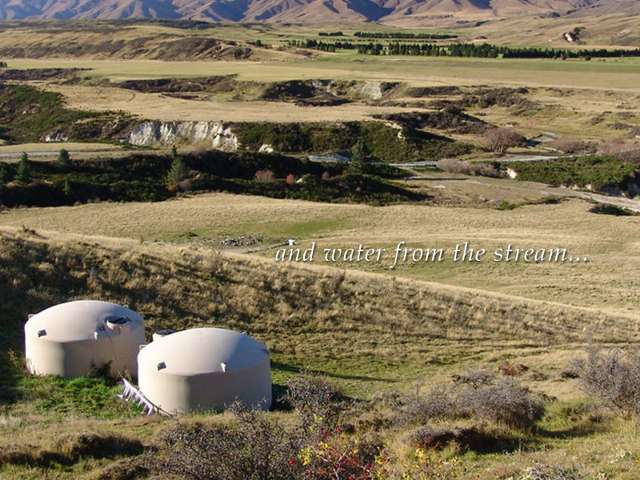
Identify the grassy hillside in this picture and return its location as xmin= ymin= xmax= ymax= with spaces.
xmin=0 ymin=84 xmax=131 ymax=144
xmin=2 ymin=227 xmax=640 ymax=479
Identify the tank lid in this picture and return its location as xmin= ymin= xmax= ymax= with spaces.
xmin=25 ymin=300 xmax=143 ymax=343
xmin=138 ymin=327 xmax=269 ymax=376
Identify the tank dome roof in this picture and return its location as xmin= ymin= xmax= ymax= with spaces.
xmin=25 ymin=300 xmax=143 ymax=343
xmin=138 ymin=328 xmax=269 ymax=376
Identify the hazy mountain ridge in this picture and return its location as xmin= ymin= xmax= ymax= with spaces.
xmin=0 ymin=0 xmax=628 ymax=23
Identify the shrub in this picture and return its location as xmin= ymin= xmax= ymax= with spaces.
xmin=255 ymin=169 xmax=276 ymax=183
xmin=57 ymin=148 xmax=71 ymax=170
xmin=394 ymin=371 xmax=544 ymax=431
xmin=297 ymin=433 xmax=383 ymax=480
xmin=165 ymin=154 xmax=187 ymax=191
xmin=452 ymin=369 xmax=495 ymax=387
xmin=458 ymin=377 xmax=545 ymax=430
xmin=572 ymin=347 xmax=640 ymax=417
xmin=16 ymin=152 xmax=31 ymax=184
xmin=437 ymin=158 xmax=499 ymax=177
xmin=154 ymin=409 xmax=304 ymax=480
xmin=518 ymin=463 xmax=585 ymax=480
xmin=348 ymin=138 xmax=372 ymax=175
xmin=598 ymin=140 xmax=640 ymax=163
xmin=485 ymin=128 xmax=526 ymax=154
xmin=398 ymin=386 xmax=457 ymax=425
xmin=285 ymin=375 xmax=344 ymax=433
xmin=508 ymin=155 xmax=637 ymax=191
xmin=437 ymin=158 xmax=472 ymax=175
xmin=551 ymin=138 xmax=595 ymax=155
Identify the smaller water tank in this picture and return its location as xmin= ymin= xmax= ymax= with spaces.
xmin=138 ymin=328 xmax=272 ymax=414
xmin=24 ymin=300 xmax=145 ymax=378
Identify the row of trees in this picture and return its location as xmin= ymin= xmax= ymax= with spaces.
xmin=0 ymin=150 xmax=73 ymax=194
xmin=289 ymin=39 xmax=640 ymax=59
xmin=354 ymin=31 xmax=457 ymax=40
xmin=1 ymin=146 xmax=186 ymax=195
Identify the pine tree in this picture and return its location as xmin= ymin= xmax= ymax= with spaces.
xmin=348 ymin=139 xmax=371 ymax=175
xmin=58 ymin=148 xmax=71 ymax=170
xmin=16 ymin=152 xmax=31 ymax=184
xmin=166 ymin=152 xmax=187 ymax=191
xmin=0 ymin=166 xmax=6 ymax=193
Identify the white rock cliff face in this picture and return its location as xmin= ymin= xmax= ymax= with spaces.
xmin=128 ymin=121 xmax=239 ymax=151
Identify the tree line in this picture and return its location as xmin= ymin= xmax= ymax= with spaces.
xmin=354 ymin=32 xmax=457 ymax=40
xmin=288 ymin=39 xmax=640 ymax=59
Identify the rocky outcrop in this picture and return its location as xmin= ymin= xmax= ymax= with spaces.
xmin=128 ymin=121 xmax=239 ymax=151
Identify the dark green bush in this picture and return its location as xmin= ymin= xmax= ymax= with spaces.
xmin=507 ymin=155 xmax=638 ymax=191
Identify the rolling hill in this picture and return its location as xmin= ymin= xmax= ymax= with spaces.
xmin=0 ymin=0 xmax=629 ymax=24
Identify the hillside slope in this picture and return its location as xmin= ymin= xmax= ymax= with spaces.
xmin=2 ymin=225 xmax=637 ymax=350
xmin=0 ymin=0 xmax=621 ymax=23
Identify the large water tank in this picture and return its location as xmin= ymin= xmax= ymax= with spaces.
xmin=138 ymin=328 xmax=272 ymax=414
xmin=24 ymin=300 xmax=145 ymax=378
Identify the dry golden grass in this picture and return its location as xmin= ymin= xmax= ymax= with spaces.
xmin=44 ymin=84 xmax=423 ymax=123
xmin=2 ymin=225 xmax=640 ymax=479
xmin=8 ymin=53 xmax=640 ymax=91
xmin=2 ymin=191 xmax=639 ymax=317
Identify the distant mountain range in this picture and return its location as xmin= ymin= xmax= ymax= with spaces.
xmin=0 ymin=0 xmax=634 ymax=24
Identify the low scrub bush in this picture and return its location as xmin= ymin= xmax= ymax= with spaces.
xmin=285 ymin=374 xmax=345 ymax=433
xmin=151 ymin=378 xmax=383 ymax=480
xmin=518 ymin=462 xmax=585 ymax=480
xmin=437 ymin=158 xmax=499 ymax=177
xmin=598 ymin=140 xmax=640 ymax=164
xmin=572 ymin=347 xmax=640 ymax=418
xmin=154 ymin=409 xmax=304 ymax=480
xmin=551 ymin=138 xmax=596 ymax=154
xmin=458 ymin=377 xmax=545 ymax=430
xmin=394 ymin=370 xmax=544 ymax=431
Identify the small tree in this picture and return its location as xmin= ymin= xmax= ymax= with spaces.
xmin=254 ymin=169 xmax=275 ymax=183
xmin=349 ymin=139 xmax=372 ymax=175
xmin=58 ymin=148 xmax=71 ymax=170
xmin=171 ymin=144 xmax=179 ymax=160
xmin=16 ymin=152 xmax=31 ymax=184
xmin=165 ymin=154 xmax=187 ymax=191
xmin=485 ymin=128 xmax=526 ymax=155
xmin=63 ymin=176 xmax=72 ymax=196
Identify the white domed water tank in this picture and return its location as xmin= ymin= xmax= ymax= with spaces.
xmin=24 ymin=300 xmax=145 ymax=378
xmin=138 ymin=328 xmax=272 ymax=414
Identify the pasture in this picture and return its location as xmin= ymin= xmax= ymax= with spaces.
xmin=2 ymin=190 xmax=638 ymax=317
